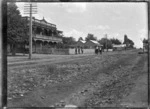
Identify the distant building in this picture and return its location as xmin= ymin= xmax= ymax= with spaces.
xmin=112 ymin=44 xmax=126 ymax=51
xmin=84 ymin=40 xmax=102 ymax=49
xmin=75 ymin=40 xmax=86 ymax=47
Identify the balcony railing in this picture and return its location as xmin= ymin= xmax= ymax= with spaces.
xmin=33 ymin=34 xmax=62 ymax=42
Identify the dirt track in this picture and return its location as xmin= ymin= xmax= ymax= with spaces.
xmin=7 ymin=50 xmax=148 ymax=108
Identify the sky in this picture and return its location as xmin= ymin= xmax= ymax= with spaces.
xmin=16 ymin=2 xmax=148 ymax=48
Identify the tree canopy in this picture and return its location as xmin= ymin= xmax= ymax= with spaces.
xmin=98 ymin=38 xmax=112 ymax=49
xmin=62 ymin=36 xmax=76 ymax=48
xmin=110 ymin=38 xmax=122 ymax=45
xmin=85 ymin=33 xmax=97 ymax=41
xmin=123 ymin=34 xmax=134 ymax=48
xmin=7 ymin=2 xmax=28 ymax=43
xmin=143 ymin=38 xmax=148 ymax=44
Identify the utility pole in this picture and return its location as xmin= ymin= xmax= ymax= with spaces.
xmin=105 ymin=34 xmax=108 ymax=52
xmin=24 ymin=2 xmax=37 ymax=59
xmin=29 ymin=3 xmax=32 ymax=59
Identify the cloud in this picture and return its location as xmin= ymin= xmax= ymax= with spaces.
xmin=97 ymin=25 xmax=110 ymax=30
xmin=56 ymin=3 xmax=87 ymax=13
xmin=130 ymin=28 xmax=148 ymax=48
xmin=66 ymin=3 xmax=87 ymax=13
xmin=107 ymin=33 xmax=119 ymax=38
xmin=64 ymin=29 xmax=87 ymax=41
xmin=16 ymin=2 xmax=24 ymax=15
xmin=138 ymin=28 xmax=148 ymax=40
xmin=86 ymin=25 xmax=110 ymax=31
xmin=16 ymin=3 xmax=53 ymax=23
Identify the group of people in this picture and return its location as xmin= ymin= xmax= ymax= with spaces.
xmin=74 ymin=46 xmax=103 ymax=55
xmin=75 ymin=46 xmax=84 ymax=54
xmin=95 ymin=46 xmax=103 ymax=55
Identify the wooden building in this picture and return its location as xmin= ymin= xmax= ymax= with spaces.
xmin=84 ymin=40 xmax=102 ymax=48
xmin=75 ymin=40 xmax=86 ymax=47
xmin=112 ymin=44 xmax=126 ymax=51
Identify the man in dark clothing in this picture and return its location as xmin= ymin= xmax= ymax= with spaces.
xmin=99 ymin=46 xmax=102 ymax=54
xmin=95 ymin=46 xmax=98 ymax=54
xmin=75 ymin=47 xmax=77 ymax=54
xmin=81 ymin=47 xmax=83 ymax=54
xmin=78 ymin=46 xmax=80 ymax=54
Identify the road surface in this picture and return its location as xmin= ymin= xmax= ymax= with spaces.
xmin=7 ymin=50 xmax=148 ymax=108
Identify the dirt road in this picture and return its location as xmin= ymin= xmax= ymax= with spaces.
xmin=7 ymin=50 xmax=148 ymax=108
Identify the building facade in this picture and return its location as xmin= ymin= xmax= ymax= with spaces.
xmin=22 ymin=16 xmax=63 ymax=53
xmin=112 ymin=44 xmax=126 ymax=51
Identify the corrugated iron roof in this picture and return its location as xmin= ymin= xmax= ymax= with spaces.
xmin=113 ymin=44 xmax=126 ymax=47
xmin=90 ymin=40 xmax=99 ymax=44
xmin=89 ymin=40 xmax=103 ymax=46
xmin=80 ymin=40 xmax=86 ymax=43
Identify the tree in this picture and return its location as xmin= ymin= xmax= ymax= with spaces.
xmin=110 ymin=38 xmax=122 ymax=45
xmin=62 ymin=36 xmax=76 ymax=48
xmin=98 ymin=38 xmax=113 ymax=49
xmin=7 ymin=2 xmax=28 ymax=55
xmin=123 ymin=34 xmax=128 ymax=44
xmin=143 ymin=38 xmax=148 ymax=44
xmin=128 ymin=39 xmax=134 ymax=48
xmin=123 ymin=34 xmax=134 ymax=48
xmin=78 ymin=37 xmax=83 ymax=41
xmin=85 ymin=33 xmax=97 ymax=41
xmin=143 ymin=38 xmax=148 ymax=51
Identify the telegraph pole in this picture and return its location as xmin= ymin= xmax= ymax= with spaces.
xmin=24 ymin=2 xmax=37 ymax=59
xmin=105 ymin=34 xmax=108 ymax=52
xmin=29 ymin=3 xmax=32 ymax=59
xmin=148 ymin=2 xmax=150 ymax=107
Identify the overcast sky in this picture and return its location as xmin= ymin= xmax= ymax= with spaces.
xmin=16 ymin=2 xmax=148 ymax=48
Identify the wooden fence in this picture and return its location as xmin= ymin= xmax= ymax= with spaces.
xmin=33 ymin=48 xmax=69 ymax=55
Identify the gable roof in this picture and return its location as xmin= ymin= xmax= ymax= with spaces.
xmin=80 ymin=40 xmax=86 ymax=43
xmin=40 ymin=17 xmax=47 ymax=23
xmin=90 ymin=40 xmax=99 ymax=44
xmin=113 ymin=44 xmax=126 ymax=47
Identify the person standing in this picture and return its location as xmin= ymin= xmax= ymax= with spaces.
xmin=75 ymin=47 xmax=77 ymax=54
xmin=95 ymin=46 xmax=98 ymax=54
xmin=78 ymin=46 xmax=80 ymax=54
xmin=98 ymin=46 xmax=100 ymax=54
xmin=81 ymin=47 xmax=83 ymax=54
xmin=99 ymin=46 xmax=102 ymax=54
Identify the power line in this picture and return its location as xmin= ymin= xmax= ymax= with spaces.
xmin=24 ymin=2 xmax=37 ymax=59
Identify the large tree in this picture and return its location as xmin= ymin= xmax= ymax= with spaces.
xmin=98 ymin=38 xmax=113 ymax=49
xmin=123 ymin=34 xmax=134 ymax=48
xmin=110 ymin=38 xmax=122 ymax=45
xmin=62 ymin=36 xmax=76 ymax=48
xmin=7 ymin=2 xmax=28 ymax=55
xmin=123 ymin=34 xmax=128 ymax=45
xmin=143 ymin=38 xmax=148 ymax=44
xmin=85 ymin=33 xmax=97 ymax=41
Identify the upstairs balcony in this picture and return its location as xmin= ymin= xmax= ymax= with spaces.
xmin=33 ymin=34 xmax=62 ymax=43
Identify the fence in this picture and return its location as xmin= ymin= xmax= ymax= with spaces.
xmin=69 ymin=48 xmax=95 ymax=55
xmin=34 ymin=48 xmax=69 ymax=55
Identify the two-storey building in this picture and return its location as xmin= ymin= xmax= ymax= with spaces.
xmin=22 ymin=16 xmax=63 ymax=53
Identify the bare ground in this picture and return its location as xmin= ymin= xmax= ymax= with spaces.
xmin=7 ymin=50 xmax=148 ymax=108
